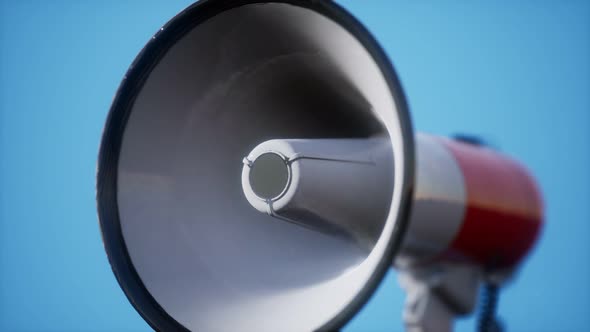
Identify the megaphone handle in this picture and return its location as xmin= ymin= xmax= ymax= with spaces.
xmin=398 ymin=264 xmax=481 ymax=332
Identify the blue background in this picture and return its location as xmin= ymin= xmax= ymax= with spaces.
xmin=1 ymin=1 xmax=588 ymax=331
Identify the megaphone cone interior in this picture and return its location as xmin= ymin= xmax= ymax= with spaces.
xmin=98 ymin=1 xmax=414 ymax=331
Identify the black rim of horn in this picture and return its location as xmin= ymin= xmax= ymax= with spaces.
xmin=96 ymin=0 xmax=415 ymax=331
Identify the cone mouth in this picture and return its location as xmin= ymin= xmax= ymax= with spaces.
xmin=97 ymin=1 xmax=415 ymax=332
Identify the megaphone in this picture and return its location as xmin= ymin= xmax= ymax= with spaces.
xmin=96 ymin=1 xmax=543 ymax=331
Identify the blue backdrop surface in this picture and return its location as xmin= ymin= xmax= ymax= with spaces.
xmin=1 ymin=1 xmax=588 ymax=331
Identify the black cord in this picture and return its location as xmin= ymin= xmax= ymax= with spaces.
xmin=477 ymin=283 xmax=503 ymax=332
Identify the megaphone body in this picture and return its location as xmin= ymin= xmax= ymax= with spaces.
xmin=242 ymin=134 xmax=542 ymax=269
xmin=97 ymin=1 xmax=543 ymax=331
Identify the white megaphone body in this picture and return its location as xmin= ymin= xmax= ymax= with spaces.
xmin=97 ymin=1 xmax=543 ymax=331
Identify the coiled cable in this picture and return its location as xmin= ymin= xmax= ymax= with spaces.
xmin=477 ymin=283 xmax=503 ymax=332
